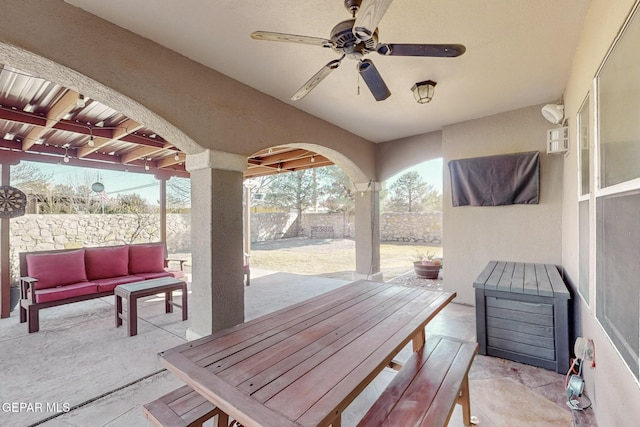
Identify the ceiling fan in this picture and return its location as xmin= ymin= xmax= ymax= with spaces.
xmin=251 ymin=0 xmax=466 ymax=102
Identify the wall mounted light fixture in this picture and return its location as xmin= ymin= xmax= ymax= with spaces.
xmin=411 ymin=80 xmax=437 ymax=104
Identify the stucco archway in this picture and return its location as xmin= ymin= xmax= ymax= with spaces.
xmin=247 ymin=142 xmax=382 ymax=285
xmin=0 ymin=41 xmax=381 ymax=334
xmin=0 ymin=43 xmax=201 ymax=156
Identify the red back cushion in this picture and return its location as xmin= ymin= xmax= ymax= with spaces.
xmin=85 ymin=246 xmax=130 ymax=280
xmin=26 ymin=249 xmax=87 ymax=290
xmin=128 ymin=244 xmax=165 ymax=274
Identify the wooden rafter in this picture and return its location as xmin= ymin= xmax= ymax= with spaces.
xmin=0 ymin=77 xmax=335 ymax=178
xmin=22 ymin=89 xmax=79 ymax=150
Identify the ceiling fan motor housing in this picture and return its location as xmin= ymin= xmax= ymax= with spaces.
xmin=331 ymin=19 xmax=377 ymax=58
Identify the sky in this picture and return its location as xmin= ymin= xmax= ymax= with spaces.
xmin=21 ymin=161 xmax=165 ymax=204
xmin=17 ymin=157 xmax=443 ymax=203
xmin=384 ymin=158 xmax=443 ymax=191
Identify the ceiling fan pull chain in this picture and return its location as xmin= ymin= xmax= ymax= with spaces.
xmin=357 ymin=72 xmax=361 ymax=95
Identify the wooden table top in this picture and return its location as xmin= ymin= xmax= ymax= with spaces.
xmin=159 ymin=280 xmax=455 ymax=427
xmin=114 ymin=276 xmax=184 ymax=295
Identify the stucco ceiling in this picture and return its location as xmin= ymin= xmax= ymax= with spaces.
xmin=65 ymin=0 xmax=590 ymax=143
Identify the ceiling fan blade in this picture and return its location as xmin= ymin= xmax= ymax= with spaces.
xmin=291 ymin=57 xmax=343 ymax=101
xmin=353 ymin=0 xmax=394 ymax=42
xmin=251 ymin=31 xmax=332 ymax=48
xmin=357 ymin=59 xmax=391 ymax=101
xmin=377 ymin=43 xmax=466 ymax=57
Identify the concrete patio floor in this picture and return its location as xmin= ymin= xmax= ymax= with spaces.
xmin=0 ymin=270 xmax=594 ymax=427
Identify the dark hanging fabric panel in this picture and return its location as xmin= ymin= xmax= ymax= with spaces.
xmin=449 ymin=151 xmax=540 ymax=206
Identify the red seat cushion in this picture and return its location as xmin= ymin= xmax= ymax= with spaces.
xmin=85 ymin=246 xmax=129 ymax=280
xmin=26 ymin=249 xmax=87 ymax=290
xmin=129 ymin=244 xmax=165 ymax=274
xmin=93 ymin=275 xmax=143 ymax=293
xmin=34 ymin=282 xmax=98 ymax=303
xmin=167 ymin=269 xmax=186 ymax=280
xmin=133 ymin=271 xmax=176 ymax=280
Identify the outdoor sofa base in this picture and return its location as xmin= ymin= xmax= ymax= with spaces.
xmin=18 ymin=242 xmax=184 ymax=333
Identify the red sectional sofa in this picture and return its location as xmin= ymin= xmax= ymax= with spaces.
xmin=18 ymin=242 xmax=185 ymax=333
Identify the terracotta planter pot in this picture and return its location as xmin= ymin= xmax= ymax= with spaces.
xmin=413 ymin=261 xmax=441 ymax=279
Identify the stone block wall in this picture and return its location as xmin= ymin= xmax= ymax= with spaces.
xmin=8 ymin=211 xmax=440 ymax=284
xmin=9 ymin=213 xmax=190 ymax=285
xmin=300 ymin=212 xmax=354 ymax=238
xmin=380 ymin=212 xmax=442 ymax=244
xmin=250 ymin=212 xmax=294 ymax=242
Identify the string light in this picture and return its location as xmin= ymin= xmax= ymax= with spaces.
xmin=88 ymin=135 xmax=95 ymax=147
xmin=144 ymin=159 xmax=150 ymax=171
xmin=311 ymin=155 xmax=315 ymax=163
xmin=63 ymin=147 xmax=70 ymax=163
xmin=174 ymin=153 xmax=180 ymax=161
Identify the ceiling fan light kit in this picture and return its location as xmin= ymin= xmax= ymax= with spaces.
xmin=411 ymin=80 xmax=437 ymax=104
xmin=250 ymin=0 xmax=465 ymax=102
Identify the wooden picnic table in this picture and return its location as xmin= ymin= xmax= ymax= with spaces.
xmin=159 ymin=279 xmax=455 ymax=427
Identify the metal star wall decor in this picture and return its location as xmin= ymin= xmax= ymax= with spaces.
xmin=0 ymin=186 xmax=27 ymax=219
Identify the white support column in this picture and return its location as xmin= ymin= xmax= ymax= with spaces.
xmin=353 ymin=181 xmax=382 ymax=282
xmin=186 ymin=150 xmax=246 ymax=339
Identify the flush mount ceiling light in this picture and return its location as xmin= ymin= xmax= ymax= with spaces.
xmin=411 ymin=80 xmax=437 ymax=104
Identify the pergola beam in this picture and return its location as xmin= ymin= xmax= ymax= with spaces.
xmin=79 ymin=119 xmax=143 ymax=158
xmin=22 ymin=89 xmax=79 ymax=151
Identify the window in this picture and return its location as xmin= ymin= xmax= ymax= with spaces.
xmin=595 ymin=4 xmax=640 ymax=380
xmin=577 ymin=95 xmax=590 ymax=304
xmin=596 ymin=191 xmax=640 ymax=378
xmin=578 ymin=95 xmax=590 ymax=197
xmin=598 ymin=7 xmax=640 ymax=189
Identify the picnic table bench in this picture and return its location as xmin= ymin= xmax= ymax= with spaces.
xmin=357 ymin=335 xmax=478 ymax=427
xmin=156 ymin=280 xmax=455 ymax=427
xmin=143 ymin=384 xmax=229 ymax=427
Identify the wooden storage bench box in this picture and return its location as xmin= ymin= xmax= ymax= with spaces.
xmin=473 ymin=261 xmax=571 ymax=373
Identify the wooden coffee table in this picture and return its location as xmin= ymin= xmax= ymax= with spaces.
xmin=115 ymin=277 xmax=187 ymax=336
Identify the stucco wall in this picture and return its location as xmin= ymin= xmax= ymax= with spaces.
xmin=561 ymin=0 xmax=640 ymax=425
xmin=0 ymin=0 xmax=376 ymax=183
xmin=376 ymin=131 xmax=442 ymax=181
xmin=441 ymin=104 xmax=564 ymax=306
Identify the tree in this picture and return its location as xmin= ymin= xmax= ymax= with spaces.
xmin=385 ymin=171 xmax=441 ymax=212
xmin=167 ymin=177 xmax=191 ymax=212
xmin=11 ymin=162 xmax=53 ymax=195
xmin=263 ymin=170 xmax=316 ymax=236
xmin=421 ymin=182 xmax=443 ymax=212
xmin=117 ymin=193 xmax=149 ymax=212
xmin=320 ymin=166 xmax=355 ymax=213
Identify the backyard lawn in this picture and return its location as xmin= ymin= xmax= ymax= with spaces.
xmin=249 ymin=238 xmax=442 ymax=281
